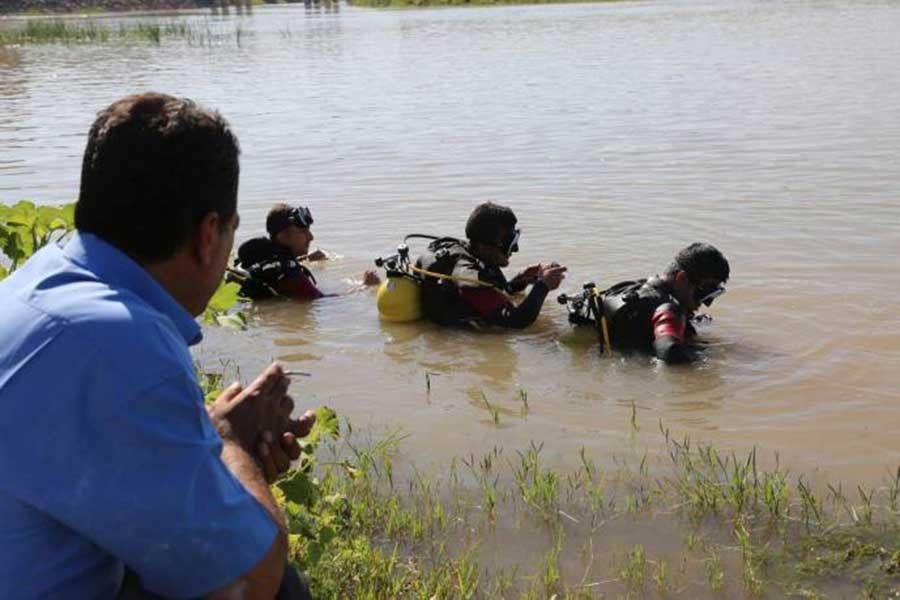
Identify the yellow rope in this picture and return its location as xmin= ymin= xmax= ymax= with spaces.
xmin=407 ymin=264 xmax=512 ymax=300
xmin=591 ymin=288 xmax=613 ymax=355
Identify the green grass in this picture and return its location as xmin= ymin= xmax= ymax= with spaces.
xmin=0 ymin=19 xmax=243 ymax=47
xmin=242 ymin=404 xmax=900 ymax=598
xmin=349 ymin=0 xmax=625 ymax=9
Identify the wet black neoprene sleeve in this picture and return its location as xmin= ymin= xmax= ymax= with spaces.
xmin=653 ymin=337 xmax=693 ymax=364
xmin=487 ymin=281 xmax=550 ymax=329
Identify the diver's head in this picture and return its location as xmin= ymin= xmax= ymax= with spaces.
xmin=664 ymin=243 xmax=730 ymax=313
xmin=267 ymin=203 xmax=314 ymax=257
xmin=465 ymin=202 xmax=520 ymax=268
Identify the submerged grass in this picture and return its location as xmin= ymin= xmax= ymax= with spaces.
xmin=0 ymin=19 xmax=245 ymax=47
xmin=349 ymin=0 xmax=624 ymax=8
xmin=283 ymin=413 xmax=900 ymax=598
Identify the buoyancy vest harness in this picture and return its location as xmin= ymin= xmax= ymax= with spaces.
xmin=415 ymin=237 xmax=525 ymax=326
xmin=230 ymin=237 xmax=316 ymax=300
xmin=560 ymin=277 xmax=682 ymax=354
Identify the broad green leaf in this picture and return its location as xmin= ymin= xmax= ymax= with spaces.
xmin=0 ymin=201 xmax=75 ymax=273
xmin=201 ymin=279 xmax=246 ymax=327
xmin=59 ymin=203 xmax=75 ymax=226
xmin=7 ymin=201 xmax=37 ymax=227
xmin=214 ymin=312 xmax=247 ymax=330
xmin=305 ymin=406 xmax=339 ymax=447
xmin=207 ymin=280 xmax=242 ymax=313
xmin=48 ymin=217 xmax=68 ymax=230
xmin=277 ymin=470 xmax=319 ymax=508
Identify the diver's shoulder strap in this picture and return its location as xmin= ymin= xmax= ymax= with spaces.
xmin=598 ymin=278 xmax=646 ymax=319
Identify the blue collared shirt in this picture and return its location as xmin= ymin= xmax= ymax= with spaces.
xmin=0 ymin=232 xmax=277 ymax=599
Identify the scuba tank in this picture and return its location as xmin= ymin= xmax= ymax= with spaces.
xmin=373 ymin=234 xmax=505 ymax=324
xmin=374 ymin=243 xmax=422 ymax=322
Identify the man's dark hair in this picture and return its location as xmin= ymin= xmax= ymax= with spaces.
xmin=465 ymin=202 xmax=517 ymax=244
xmin=75 ymin=93 xmax=240 ymax=264
xmin=666 ymin=243 xmax=730 ymax=283
xmin=266 ymin=203 xmax=293 ymax=237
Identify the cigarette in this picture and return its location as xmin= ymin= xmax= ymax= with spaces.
xmin=284 ymin=370 xmax=312 ymax=377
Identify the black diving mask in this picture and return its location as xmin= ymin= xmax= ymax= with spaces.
xmin=287 ymin=206 xmax=314 ymax=228
xmin=695 ymin=282 xmax=726 ymax=307
xmin=502 ymin=228 xmax=520 ymax=257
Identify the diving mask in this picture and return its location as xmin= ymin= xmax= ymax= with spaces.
xmin=694 ymin=282 xmax=726 ymax=307
xmin=288 ymin=206 xmax=314 ymax=229
xmin=502 ymin=228 xmax=521 ymax=257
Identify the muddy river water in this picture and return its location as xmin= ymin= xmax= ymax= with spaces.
xmin=2 ymin=0 xmax=900 ymax=485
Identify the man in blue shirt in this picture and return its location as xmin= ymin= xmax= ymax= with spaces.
xmin=0 ymin=93 xmax=312 ymax=598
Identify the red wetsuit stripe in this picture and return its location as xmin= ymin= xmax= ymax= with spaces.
xmin=277 ymin=273 xmax=325 ymax=301
xmin=459 ymin=287 xmax=509 ymax=319
xmin=651 ymin=305 xmax=686 ymax=343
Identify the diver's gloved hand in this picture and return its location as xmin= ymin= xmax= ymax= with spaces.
xmin=362 ymin=270 xmax=381 ymax=286
xmin=511 ymin=264 xmax=542 ymax=286
xmin=537 ymin=263 xmax=567 ymax=291
xmin=306 ymin=248 xmax=328 ymax=261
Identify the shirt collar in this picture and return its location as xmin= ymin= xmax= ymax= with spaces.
xmin=63 ymin=231 xmax=203 ymax=346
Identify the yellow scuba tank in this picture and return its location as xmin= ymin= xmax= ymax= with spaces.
xmin=376 ymin=274 xmax=422 ymax=322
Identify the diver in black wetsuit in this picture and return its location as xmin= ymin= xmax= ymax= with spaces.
xmin=232 ymin=203 xmax=379 ymax=301
xmin=415 ymin=202 xmax=567 ymax=329
xmin=565 ymin=243 xmax=730 ymax=364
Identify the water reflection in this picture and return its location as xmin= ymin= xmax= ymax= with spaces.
xmin=0 ymin=47 xmax=23 ymax=72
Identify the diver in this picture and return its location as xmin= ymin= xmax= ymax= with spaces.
xmin=232 ymin=203 xmax=379 ymax=300
xmin=560 ymin=243 xmax=730 ymax=364
xmin=409 ymin=202 xmax=567 ymax=329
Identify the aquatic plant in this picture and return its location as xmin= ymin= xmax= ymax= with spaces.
xmin=349 ymin=0 xmax=624 ymax=8
xmin=0 ymin=200 xmax=74 ymax=280
xmin=1 ymin=200 xmax=246 ymax=327
xmin=266 ymin=409 xmax=900 ymax=598
xmin=0 ymin=19 xmax=246 ymax=47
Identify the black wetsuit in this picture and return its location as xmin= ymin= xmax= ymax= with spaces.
xmin=600 ymin=277 xmax=695 ymax=363
xmin=233 ymin=237 xmax=322 ymax=301
xmin=415 ymin=239 xmax=548 ymax=329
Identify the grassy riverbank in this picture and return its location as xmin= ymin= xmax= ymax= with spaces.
xmin=0 ymin=18 xmax=247 ymax=45
xmin=348 ymin=0 xmax=622 ymax=8
xmin=279 ymin=408 xmax=900 ymax=598
xmin=0 ymin=1 xmax=206 ymax=16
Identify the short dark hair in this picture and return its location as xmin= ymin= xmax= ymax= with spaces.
xmin=266 ymin=203 xmax=294 ymax=237
xmin=75 ymin=93 xmax=240 ymax=263
xmin=465 ymin=202 xmax=517 ymax=244
xmin=666 ymin=243 xmax=730 ymax=283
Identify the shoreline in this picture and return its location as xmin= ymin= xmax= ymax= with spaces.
xmin=0 ymin=1 xmax=266 ymax=17
xmin=348 ymin=0 xmax=624 ymax=8
xmin=0 ymin=0 xmax=625 ymax=16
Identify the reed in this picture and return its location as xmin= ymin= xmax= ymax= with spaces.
xmin=283 ymin=407 xmax=900 ymax=598
xmin=349 ymin=0 xmax=624 ymax=8
xmin=0 ymin=19 xmax=243 ymax=46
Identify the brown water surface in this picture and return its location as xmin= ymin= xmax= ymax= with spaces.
xmin=2 ymin=0 xmax=900 ymax=484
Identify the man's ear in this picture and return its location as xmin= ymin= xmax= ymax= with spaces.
xmin=193 ymin=212 xmax=221 ymax=267
xmin=674 ymin=271 xmax=690 ymax=285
